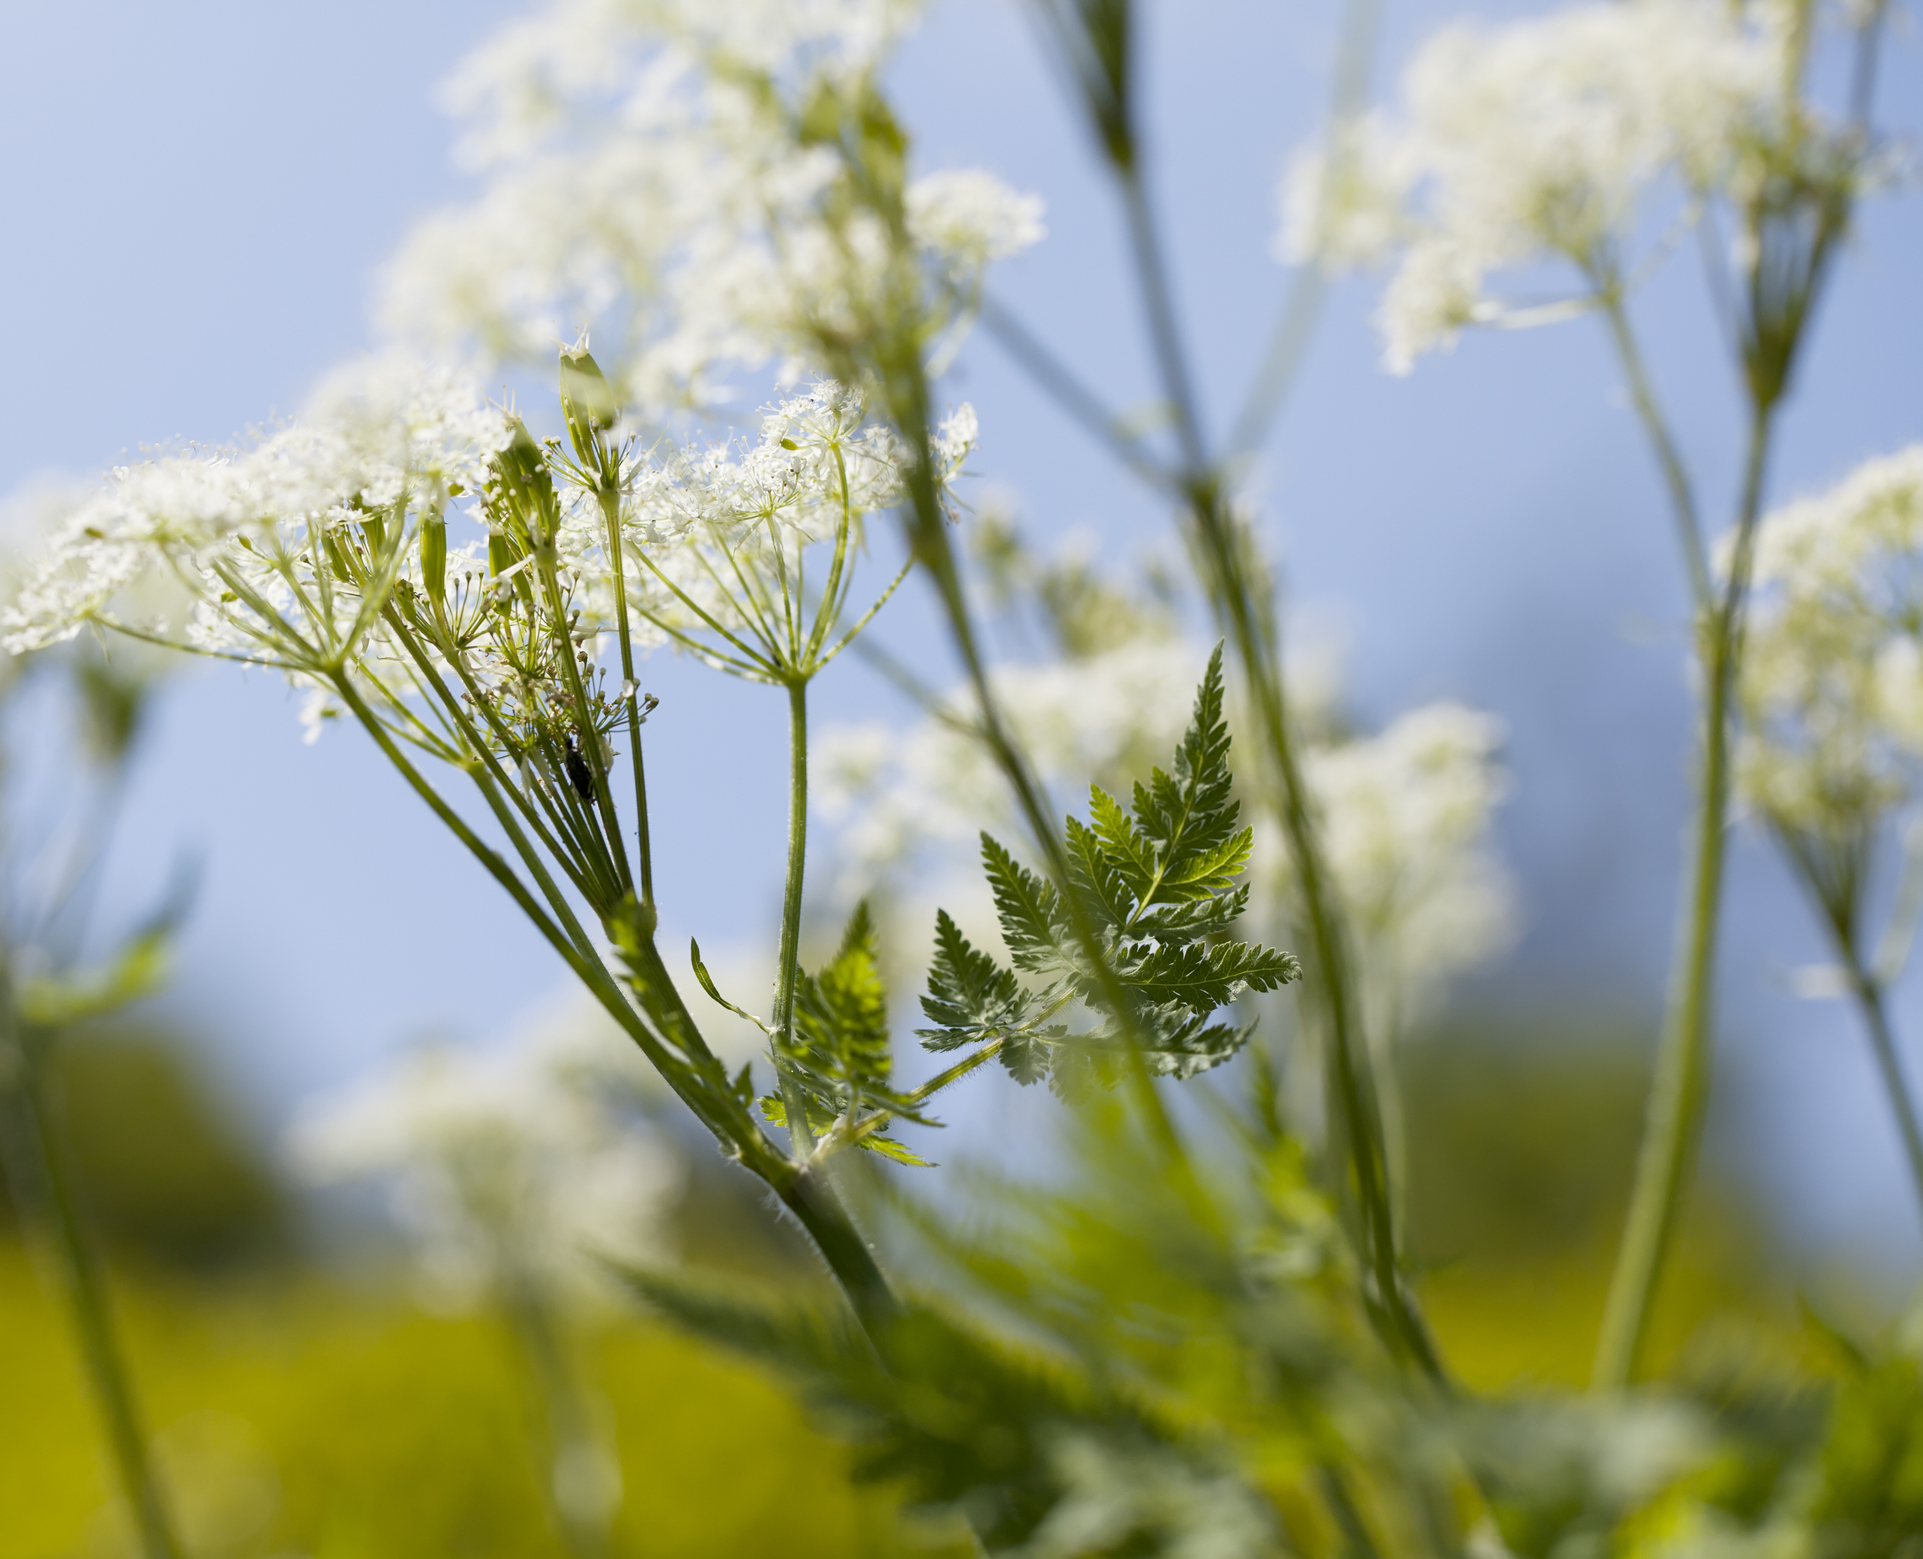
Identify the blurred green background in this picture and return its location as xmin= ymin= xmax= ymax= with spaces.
xmin=0 ymin=1011 xmax=1841 ymax=1559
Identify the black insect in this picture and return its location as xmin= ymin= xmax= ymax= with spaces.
xmin=564 ymin=734 xmax=597 ymax=803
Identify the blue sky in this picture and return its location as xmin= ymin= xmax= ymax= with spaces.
xmin=4 ymin=0 xmax=1921 ymax=1269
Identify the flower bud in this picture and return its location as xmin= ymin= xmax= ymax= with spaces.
xmin=559 ymin=342 xmax=620 ymax=471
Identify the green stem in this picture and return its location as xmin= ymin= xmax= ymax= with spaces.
xmin=1187 ymin=484 xmax=1440 ymax=1384
xmin=773 ymin=1162 xmax=898 ymax=1333
xmin=599 ymin=485 xmax=656 ymax=908
xmin=1594 ymin=403 xmax=1774 ymax=1390
xmin=774 ymin=678 xmax=817 ymax=1159
xmin=8 ymin=1016 xmax=183 ymax=1559
xmin=1096 ymin=132 xmax=1431 ymax=1372
xmin=1844 ymin=962 xmax=1923 ymax=1220
xmin=1598 ymin=289 xmax=1710 ymax=612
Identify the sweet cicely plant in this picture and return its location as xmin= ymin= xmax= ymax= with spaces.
xmin=1 ymin=341 xmax=1296 ymax=1354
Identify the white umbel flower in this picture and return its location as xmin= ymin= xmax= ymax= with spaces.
xmin=1738 ymin=445 xmax=1923 ymax=838
xmin=380 ymin=0 xmax=1042 ymax=412
xmin=1257 ymin=701 xmax=1516 ymax=1032
xmin=286 ymin=1017 xmax=681 ymax=1309
xmin=1282 ymin=0 xmax=1785 ymax=371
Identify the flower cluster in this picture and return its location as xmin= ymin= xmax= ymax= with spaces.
xmin=1738 ymin=446 xmax=1923 ymax=843
xmin=380 ymin=0 xmax=1043 ymax=411
xmin=286 ymin=1007 xmax=681 ymax=1307
xmin=1283 ymin=0 xmax=1790 ymax=371
xmin=1260 ymin=701 xmax=1515 ymax=1033
xmin=0 ymin=356 xmax=510 ymax=668
xmin=602 ymin=381 xmax=976 ymax=681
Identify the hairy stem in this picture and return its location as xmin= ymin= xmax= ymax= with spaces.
xmin=6 ymin=1011 xmax=182 ymax=1559
xmin=774 ymin=1162 xmax=899 ymax=1333
xmin=1595 ymin=403 xmax=1774 ymax=1390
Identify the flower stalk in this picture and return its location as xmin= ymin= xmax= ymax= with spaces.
xmin=1595 ymin=401 xmax=1775 ymax=1391
xmin=1 ymin=994 xmax=183 ymax=1559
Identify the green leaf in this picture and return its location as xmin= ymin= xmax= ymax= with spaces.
xmin=855 ymin=1131 xmax=936 ymax=1167
xmin=613 ymin=1261 xmax=869 ymax=1380
xmin=801 ymin=903 xmax=890 ymax=1064
xmin=19 ymin=926 xmax=171 ymax=1029
xmin=916 ymin=910 xmax=1033 ymax=1049
xmin=981 ymin=834 xmax=1066 ymax=973
xmin=1002 ymin=1032 xmax=1054 ymax=1087
xmin=1120 ymin=940 xmax=1301 ymax=1016
xmin=923 ymin=645 xmax=1299 ymax=1104
xmin=1130 ymin=643 xmax=1241 ymax=905
xmin=760 ymin=1091 xmax=933 ymax=1167
xmin=1065 ymin=814 xmax=1134 ymax=931
xmin=691 ymin=938 xmax=775 ymax=1036
xmin=1086 ymin=785 xmax=1156 ymax=898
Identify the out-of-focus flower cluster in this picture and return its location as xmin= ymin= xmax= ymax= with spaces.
xmin=286 ymin=1002 xmax=681 ymax=1309
xmin=1261 ymin=701 xmax=1514 ymax=1035
xmin=381 ymin=0 xmax=1043 ymax=412
xmin=1738 ymin=446 xmax=1923 ymax=845
xmin=1281 ymin=0 xmax=1862 ymax=372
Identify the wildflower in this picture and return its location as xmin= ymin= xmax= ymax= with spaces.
xmin=608 ymin=382 xmax=975 ymax=682
xmin=380 ymin=0 xmax=1042 ymax=412
xmin=1261 ymin=702 xmax=1515 ymax=1034
xmin=1738 ymin=446 xmax=1923 ymax=849
xmin=1284 ymin=0 xmax=1797 ymax=371
xmin=285 ymin=1015 xmax=681 ymax=1308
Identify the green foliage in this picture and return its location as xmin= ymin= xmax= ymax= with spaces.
xmin=0 ymin=1242 xmax=934 ymax=1559
xmin=618 ymin=1248 xmax=1225 ymax=1554
xmin=0 ymin=1028 xmax=283 ymax=1267
xmin=761 ymin=904 xmax=935 ymax=1164
xmin=918 ymin=645 xmax=1298 ymax=1096
xmin=17 ymin=924 xmax=171 ymax=1030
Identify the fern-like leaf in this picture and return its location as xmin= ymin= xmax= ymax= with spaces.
xmin=919 ymin=643 xmax=1299 ymax=1099
xmin=1120 ymin=940 xmax=1302 ymax=1016
xmin=982 ymin=834 xmax=1067 ymax=973
xmin=917 ymin=910 xmax=1034 ymax=1049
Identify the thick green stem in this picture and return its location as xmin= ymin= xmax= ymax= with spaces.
xmin=8 ymin=1019 xmax=182 ymax=1559
xmin=774 ymin=1162 xmax=899 ymax=1334
xmin=773 ymin=678 xmax=817 ymax=1160
xmin=1594 ymin=405 xmax=1774 ymax=1390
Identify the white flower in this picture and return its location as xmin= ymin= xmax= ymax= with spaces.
xmin=1285 ymin=0 xmax=1786 ymax=371
xmin=1276 ymin=114 xmax=1414 ymax=271
xmin=907 ymin=170 xmax=1048 ymax=276
xmin=818 ymin=637 xmax=1214 ymax=892
xmin=1737 ymin=445 xmax=1923 ymax=838
xmin=286 ymin=1011 xmax=681 ymax=1309
xmin=1257 ymin=702 xmax=1515 ymax=1032
xmin=0 ymin=356 xmax=512 ymax=668
xmin=379 ymin=0 xmax=1041 ymax=413
xmin=609 ymin=383 xmax=973 ymax=679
